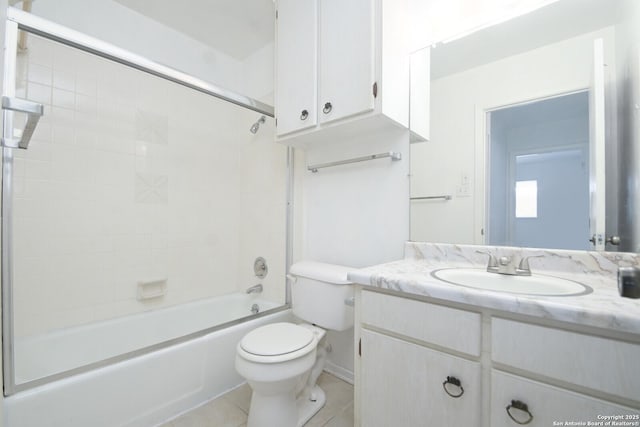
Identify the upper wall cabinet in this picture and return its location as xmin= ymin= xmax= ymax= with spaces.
xmin=275 ymin=0 xmax=421 ymax=146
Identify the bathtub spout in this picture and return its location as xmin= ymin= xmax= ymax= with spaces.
xmin=246 ymin=284 xmax=263 ymax=294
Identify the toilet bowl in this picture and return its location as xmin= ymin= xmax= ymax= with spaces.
xmin=235 ymin=261 xmax=355 ymax=427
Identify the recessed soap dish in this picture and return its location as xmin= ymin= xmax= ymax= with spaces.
xmin=137 ymin=279 xmax=167 ymax=301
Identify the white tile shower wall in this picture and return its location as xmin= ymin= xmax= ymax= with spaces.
xmin=235 ymin=117 xmax=287 ymax=305
xmin=10 ymin=35 xmax=285 ymax=337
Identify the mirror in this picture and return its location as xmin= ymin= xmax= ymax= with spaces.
xmin=410 ymin=0 xmax=640 ymax=252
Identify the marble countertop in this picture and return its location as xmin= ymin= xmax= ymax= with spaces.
xmin=348 ymin=242 xmax=640 ymax=335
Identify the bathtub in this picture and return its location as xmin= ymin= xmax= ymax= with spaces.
xmin=4 ymin=293 xmax=292 ymax=427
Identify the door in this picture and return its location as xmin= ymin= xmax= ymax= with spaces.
xmin=275 ymin=0 xmax=318 ymax=136
xmin=319 ymin=0 xmax=375 ymax=124
xmin=589 ymin=38 xmax=606 ymax=250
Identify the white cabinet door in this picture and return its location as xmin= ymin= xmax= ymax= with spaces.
xmin=491 ymin=371 xmax=639 ymax=427
xmin=360 ymin=329 xmax=481 ymax=427
xmin=318 ymin=0 xmax=375 ymax=125
xmin=275 ymin=0 xmax=317 ymax=136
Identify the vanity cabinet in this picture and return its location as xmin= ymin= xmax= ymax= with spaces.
xmin=275 ymin=0 xmax=420 ymax=146
xmin=357 ymin=289 xmax=483 ymax=426
xmin=491 ymin=318 xmax=640 ymax=426
xmin=355 ymin=288 xmax=640 ymax=427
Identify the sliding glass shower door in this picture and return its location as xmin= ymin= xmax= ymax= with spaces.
xmin=2 ymin=10 xmax=289 ymax=394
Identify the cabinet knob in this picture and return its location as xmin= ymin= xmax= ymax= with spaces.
xmin=300 ymin=109 xmax=309 ymax=121
xmin=442 ymin=376 xmax=464 ymax=398
xmin=322 ymin=102 xmax=333 ymax=114
xmin=506 ymin=400 xmax=533 ymax=425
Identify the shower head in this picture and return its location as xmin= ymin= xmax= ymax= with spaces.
xmin=250 ymin=116 xmax=267 ymax=134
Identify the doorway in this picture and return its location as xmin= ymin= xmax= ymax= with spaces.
xmin=487 ymin=91 xmax=590 ymax=250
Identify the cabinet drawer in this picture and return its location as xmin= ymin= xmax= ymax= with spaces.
xmin=492 ymin=318 xmax=640 ymax=402
xmin=361 ymin=290 xmax=481 ymax=356
xmin=491 ymin=370 xmax=639 ymax=427
xmin=361 ymin=329 xmax=482 ymax=427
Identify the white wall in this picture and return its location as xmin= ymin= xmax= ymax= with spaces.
xmin=22 ymin=0 xmax=274 ymax=101
xmin=411 ymin=27 xmax=616 ymax=244
xmin=294 ymin=128 xmax=410 ymax=379
xmin=299 ymin=130 xmax=410 ymax=267
xmin=242 ymin=41 xmax=275 ymax=104
xmin=236 ymin=116 xmax=287 ymax=306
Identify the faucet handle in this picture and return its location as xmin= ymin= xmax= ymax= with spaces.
xmin=517 ymin=255 xmax=543 ymax=275
xmin=476 ymin=250 xmax=498 ymax=271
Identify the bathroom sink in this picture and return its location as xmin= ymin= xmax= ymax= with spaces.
xmin=431 ymin=268 xmax=592 ymax=296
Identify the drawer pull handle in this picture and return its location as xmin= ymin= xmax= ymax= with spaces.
xmin=442 ymin=376 xmax=464 ymax=398
xmin=300 ymin=109 xmax=309 ymax=121
xmin=506 ymin=400 xmax=533 ymax=425
xmin=323 ymin=102 xmax=333 ymax=114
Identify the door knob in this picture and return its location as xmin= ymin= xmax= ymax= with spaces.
xmin=607 ymin=235 xmax=621 ymax=245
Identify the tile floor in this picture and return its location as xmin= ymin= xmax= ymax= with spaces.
xmin=160 ymin=372 xmax=354 ymax=427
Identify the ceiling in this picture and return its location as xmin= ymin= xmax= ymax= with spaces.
xmin=113 ymin=0 xmax=275 ymax=60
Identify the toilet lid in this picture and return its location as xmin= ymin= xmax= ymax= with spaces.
xmin=240 ymin=323 xmax=314 ymax=356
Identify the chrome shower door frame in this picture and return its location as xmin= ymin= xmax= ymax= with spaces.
xmin=1 ymin=18 xmax=19 ymax=396
xmin=1 ymin=9 xmax=290 ymax=396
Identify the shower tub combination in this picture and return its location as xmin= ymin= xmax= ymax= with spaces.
xmin=6 ymin=294 xmax=291 ymax=427
xmin=1 ymin=8 xmax=292 ymax=427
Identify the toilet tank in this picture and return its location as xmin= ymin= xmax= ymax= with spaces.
xmin=289 ymin=261 xmax=355 ymax=331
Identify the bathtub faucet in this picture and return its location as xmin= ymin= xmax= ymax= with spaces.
xmin=246 ymin=284 xmax=263 ymax=294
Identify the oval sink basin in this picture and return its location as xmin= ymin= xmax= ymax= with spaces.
xmin=431 ymin=268 xmax=592 ymax=296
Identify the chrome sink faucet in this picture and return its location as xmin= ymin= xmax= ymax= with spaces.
xmin=476 ymin=251 xmax=541 ymax=276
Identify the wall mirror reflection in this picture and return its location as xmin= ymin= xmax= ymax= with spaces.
xmin=410 ymin=0 xmax=640 ymax=252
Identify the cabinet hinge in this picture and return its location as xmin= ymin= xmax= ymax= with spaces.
xmin=373 ymin=82 xmax=378 ymax=98
xmin=275 ymin=118 xmax=278 ymax=127
xmin=275 ymin=10 xmax=278 ymax=19
xmin=358 ymin=338 xmax=362 ymax=356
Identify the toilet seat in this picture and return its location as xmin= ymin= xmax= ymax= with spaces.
xmin=237 ymin=322 xmax=317 ymax=364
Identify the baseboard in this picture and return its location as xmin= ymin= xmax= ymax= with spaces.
xmin=323 ymin=361 xmax=354 ymax=384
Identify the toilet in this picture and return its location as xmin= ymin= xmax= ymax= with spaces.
xmin=235 ymin=261 xmax=355 ymax=427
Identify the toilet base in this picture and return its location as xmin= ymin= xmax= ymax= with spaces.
xmin=297 ymin=385 xmax=326 ymax=427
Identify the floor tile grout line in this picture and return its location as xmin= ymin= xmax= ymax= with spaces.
xmin=221 ymin=395 xmax=250 ymax=416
